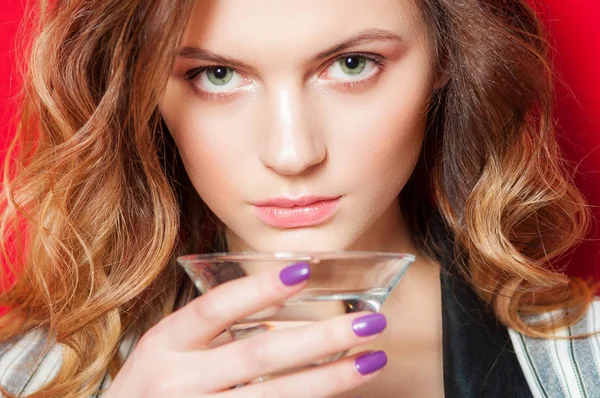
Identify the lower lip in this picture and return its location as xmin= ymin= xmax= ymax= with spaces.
xmin=254 ymin=198 xmax=341 ymax=229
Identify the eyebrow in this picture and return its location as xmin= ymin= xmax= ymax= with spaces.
xmin=176 ymin=28 xmax=403 ymax=68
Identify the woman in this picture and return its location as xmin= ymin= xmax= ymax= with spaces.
xmin=1 ymin=0 xmax=598 ymax=397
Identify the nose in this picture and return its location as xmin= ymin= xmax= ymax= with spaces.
xmin=258 ymin=85 xmax=326 ymax=176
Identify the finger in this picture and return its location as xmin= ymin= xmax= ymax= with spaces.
xmin=217 ymin=350 xmax=388 ymax=398
xmin=207 ymin=330 xmax=234 ymax=349
xmin=154 ymin=261 xmax=310 ymax=350
xmin=195 ymin=312 xmax=387 ymax=391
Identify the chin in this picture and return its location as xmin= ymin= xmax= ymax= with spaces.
xmin=241 ymin=227 xmax=359 ymax=253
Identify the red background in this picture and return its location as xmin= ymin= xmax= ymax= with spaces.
xmin=1 ymin=1 xmax=599 ymax=277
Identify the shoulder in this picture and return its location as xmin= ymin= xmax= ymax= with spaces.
xmin=0 ymin=326 xmax=139 ymax=398
xmin=0 ymin=328 xmax=62 ymax=397
xmin=509 ymin=298 xmax=600 ymax=398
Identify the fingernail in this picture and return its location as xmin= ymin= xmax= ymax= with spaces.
xmin=352 ymin=313 xmax=387 ymax=337
xmin=355 ymin=351 xmax=388 ymax=375
xmin=279 ymin=262 xmax=310 ymax=286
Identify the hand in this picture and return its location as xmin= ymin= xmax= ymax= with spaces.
xmin=104 ymin=262 xmax=388 ymax=397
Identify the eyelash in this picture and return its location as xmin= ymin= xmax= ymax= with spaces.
xmin=183 ymin=52 xmax=386 ymax=100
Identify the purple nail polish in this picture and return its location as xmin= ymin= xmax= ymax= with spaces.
xmin=352 ymin=313 xmax=387 ymax=337
xmin=355 ymin=351 xmax=388 ymax=375
xmin=279 ymin=262 xmax=310 ymax=286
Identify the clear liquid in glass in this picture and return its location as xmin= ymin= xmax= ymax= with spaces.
xmin=229 ymin=287 xmax=388 ymax=366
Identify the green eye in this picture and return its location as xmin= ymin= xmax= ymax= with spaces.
xmin=338 ymin=56 xmax=367 ymax=76
xmin=207 ymin=66 xmax=234 ymax=86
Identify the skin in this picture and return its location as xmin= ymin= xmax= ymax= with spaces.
xmin=107 ymin=1 xmax=445 ymax=397
xmin=160 ymin=0 xmax=436 ymax=254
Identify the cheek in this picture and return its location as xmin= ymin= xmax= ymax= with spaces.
xmin=159 ymin=92 xmax=251 ymax=204
xmin=320 ymin=76 xmax=430 ymax=192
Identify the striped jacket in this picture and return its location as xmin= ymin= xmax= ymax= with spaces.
xmin=508 ymin=300 xmax=600 ymax=398
xmin=1 ymin=300 xmax=600 ymax=397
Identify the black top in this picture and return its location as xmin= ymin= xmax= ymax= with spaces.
xmin=424 ymin=209 xmax=533 ymax=397
xmin=440 ymin=253 xmax=533 ymax=397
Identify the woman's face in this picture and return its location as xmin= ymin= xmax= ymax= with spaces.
xmin=159 ymin=0 xmax=437 ymax=252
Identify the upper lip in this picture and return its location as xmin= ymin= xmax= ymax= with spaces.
xmin=253 ymin=195 xmax=340 ymax=208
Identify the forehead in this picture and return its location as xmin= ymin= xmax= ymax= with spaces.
xmin=181 ymin=0 xmax=426 ymax=59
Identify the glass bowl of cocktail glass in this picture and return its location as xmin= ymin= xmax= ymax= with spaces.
xmin=177 ymin=251 xmax=414 ymax=383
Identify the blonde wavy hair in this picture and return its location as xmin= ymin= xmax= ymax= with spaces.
xmin=0 ymin=0 xmax=597 ymax=397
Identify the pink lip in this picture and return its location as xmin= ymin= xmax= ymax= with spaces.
xmin=253 ymin=196 xmax=341 ymax=228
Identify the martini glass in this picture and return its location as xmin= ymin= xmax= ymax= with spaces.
xmin=178 ymin=251 xmax=413 ymax=367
